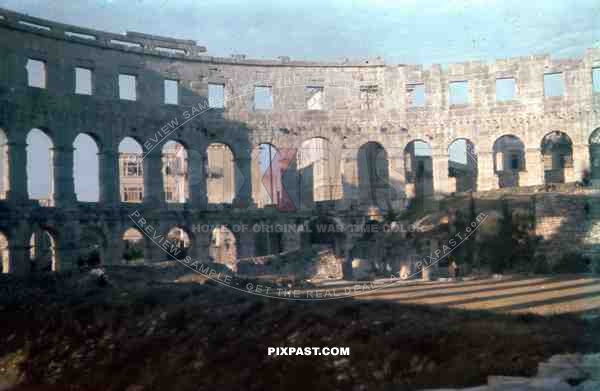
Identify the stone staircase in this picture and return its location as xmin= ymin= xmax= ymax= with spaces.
xmin=421 ymin=353 xmax=600 ymax=390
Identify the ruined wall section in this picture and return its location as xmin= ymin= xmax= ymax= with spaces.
xmin=0 ymin=7 xmax=599 ymax=204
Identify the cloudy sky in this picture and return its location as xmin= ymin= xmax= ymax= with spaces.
xmin=1 ymin=0 xmax=599 ymax=64
xmin=2 ymin=0 xmax=599 ymax=200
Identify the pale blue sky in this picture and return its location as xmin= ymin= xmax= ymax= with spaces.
xmin=2 ymin=0 xmax=599 ymax=64
xmin=5 ymin=0 xmax=599 ymax=200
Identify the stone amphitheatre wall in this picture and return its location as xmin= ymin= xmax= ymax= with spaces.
xmin=0 ymin=7 xmax=600 ymax=275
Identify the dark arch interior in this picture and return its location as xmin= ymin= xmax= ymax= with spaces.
xmin=122 ymin=227 xmax=144 ymax=263
xmin=541 ymin=131 xmax=573 ymax=184
xmin=358 ymin=142 xmax=390 ymax=208
xmin=29 ymin=228 xmax=56 ymax=272
xmin=493 ymin=135 xmax=525 ymax=188
xmin=448 ymin=138 xmax=478 ymax=192
xmin=404 ymin=140 xmax=433 ymax=198
xmin=589 ymin=128 xmax=600 ymax=181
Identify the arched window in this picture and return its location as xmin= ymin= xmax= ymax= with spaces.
xmin=404 ymin=140 xmax=433 ymax=198
xmin=253 ymin=143 xmax=282 ymax=208
xmin=119 ymin=137 xmax=144 ymax=203
xmin=298 ymin=137 xmax=340 ymax=204
xmin=162 ymin=141 xmax=189 ymax=203
xmin=357 ymin=141 xmax=390 ymax=207
xmin=166 ymin=226 xmax=191 ymax=259
xmin=207 ymin=143 xmax=235 ymax=204
xmin=0 ymin=129 xmax=8 ymax=200
xmin=26 ymin=128 xmax=53 ymax=205
xmin=122 ymin=227 xmax=144 ymax=263
xmin=493 ymin=135 xmax=525 ymax=188
xmin=448 ymin=138 xmax=478 ymax=192
xmin=73 ymin=133 xmax=100 ymax=202
xmin=209 ymin=225 xmax=237 ymax=271
xmin=589 ymin=128 xmax=600 ymax=182
xmin=541 ymin=131 xmax=573 ymax=184
xmin=29 ymin=229 xmax=56 ymax=272
xmin=0 ymin=232 xmax=9 ymax=273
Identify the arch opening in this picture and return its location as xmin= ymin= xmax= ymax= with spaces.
xmin=589 ymin=128 xmax=600 ymax=182
xmin=303 ymin=217 xmax=346 ymax=257
xmin=78 ymin=226 xmax=106 ymax=268
xmin=122 ymin=227 xmax=144 ymax=263
xmin=297 ymin=137 xmax=341 ymax=206
xmin=73 ymin=133 xmax=100 ymax=202
xmin=166 ymin=226 xmax=191 ymax=259
xmin=404 ymin=140 xmax=433 ymax=198
xmin=209 ymin=225 xmax=237 ymax=271
xmin=541 ymin=131 xmax=573 ymax=184
xmin=0 ymin=129 xmax=8 ymax=200
xmin=493 ymin=135 xmax=525 ymax=188
xmin=162 ymin=141 xmax=189 ymax=203
xmin=27 ymin=128 xmax=54 ymax=206
xmin=119 ymin=137 xmax=144 ymax=203
xmin=0 ymin=231 xmax=8 ymax=273
xmin=207 ymin=143 xmax=235 ymax=204
xmin=29 ymin=228 xmax=56 ymax=272
xmin=253 ymin=143 xmax=283 ymax=208
xmin=357 ymin=142 xmax=390 ymax=208
xmin=448 ymin=138 xmax=478 ymax=192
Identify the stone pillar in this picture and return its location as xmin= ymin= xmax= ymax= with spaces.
xmin=104 ymin=234 xmax=121 ymax=266
xmin=521 ymin=148 xmax=544 ymax=186
xmin=144 ymin=229 xmax=164 ymax=263
xmin=238 ymin=229 xmax=255 ymax=258
xmin=7 ymin=243 xmax=29 ymax=275
xmin=55 ymin=243 xmax=78 ymax=272
xmin=570 ymin=144 xmax=588 ymax=183
xmin=98 ymin=149 xmax=119 ymax=206
xmin=476 ymin=151 xmax=498 ymax=192
xmin=388 ymin=151 xmax=406 ymax=209
xmin=432 ymin=152 xmax=450 ymax=196
xmin=233 ymin=157 xmax=253 ymax=209
xmin=341 ymin=157 xmax=359 ymax=207
xmin=6 ymin=139 xmax=28 ymax=203
xmin=281 ymin=153 xmax=300 ymax=212
xmin=189 ymin=231 xmax=210 ymax=261
xmin=143 ymin=150 xmax=165 ymax=206
xmin=187 ymin=149 xmax=207 ymax=209
xmin=52 ymin=145 xmax=77 ymax=207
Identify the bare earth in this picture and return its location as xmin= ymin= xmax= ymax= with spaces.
xmin=1 ymin=268 xmax=599 ymax=391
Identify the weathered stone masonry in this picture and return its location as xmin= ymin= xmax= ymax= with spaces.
xmin=0 ymin=7 xmax=599 ymax=275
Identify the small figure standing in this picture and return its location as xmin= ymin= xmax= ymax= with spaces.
xmin=449 ymin=256 xmax=458 ymax=279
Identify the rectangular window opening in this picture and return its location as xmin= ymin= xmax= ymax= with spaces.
xmin=155 ymin=46 xmax=187 ymax=56
xmin=164 ymin=79 xmax=178 ymax=105
xmin=19 ymin=21 xmax=51 ymax=31
xmin=208 ymin=83 xmax=225 ymax=108
xmin=110 ymin=39 xmax=142 ymax=49
xmin=593 ymin=68 xmax=600 ymax=93
xmin=407 ymin=83 xmax=425 ymax=107
xmin=75 ymin=67 xmax=92 ymax=95
xmin=306 ymin=86 xmax=324 ymax=110
xmin=26 ymin=59 xmax=46 ymax=88
xmin=449 ymin=81 xmax=468 ymax=105
xmin=496 ymin=77 xmax=515 ymax=101
xmin=65 ymin=31 xmax=96 ymax=40
xmin=254 ymin=85 xmax=273 ymax=110
xmin=544 ymin=73 xmax=564 ymax=97
xmin=119 ymin=74 xmax=137 ymax=101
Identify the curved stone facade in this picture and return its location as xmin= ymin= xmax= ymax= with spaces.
xmin=0 ymin=7 xmax=600 ymax=274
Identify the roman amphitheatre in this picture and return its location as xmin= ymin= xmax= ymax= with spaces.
xmin=2 ymin=6 xmax=600 ymax=390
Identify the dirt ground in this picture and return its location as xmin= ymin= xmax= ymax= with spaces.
xmin=1 ymin=266 xmax=599 ymax=391
xmin=356 ymin=275 xmax=600 ymax=315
